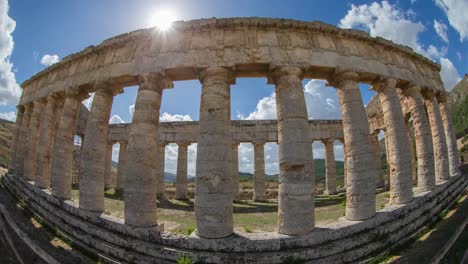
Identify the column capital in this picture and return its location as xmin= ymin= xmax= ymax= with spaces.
xmin=232 ymin=141 xmax=240 ymax=148
xmin=118 ymin=140 xmax=128 ymax=146
xmin=16 ymin=104 xmax=25 ymax=113
xmin=198 ymin=66 xmax=235 ymax=85
xmin=326 ymin=68 xmax=360 ymax=88
xmin=421 ymin=88 xmax=438 ymax=99
xmin=65 ymin=86 xmax=89 ymax=100
xmin=137 ymin=72 xmax=174 ymax=92
xmin=267 ymin=65 xmax=303 ymax=84
xmin=401 ymin=84 xmax=422 ymax=97
xmin=176 ymin=141 xmax=191 ymax=147
xmin=94 ymin=80 xmax=124 ymax=96
xmin=159 ymin=142 xmax=168 ymax=148
xmin=370 ymin=77 xmax=397 ymax=93
xmin=321 ymin=139 xmax=333 ymax=145
xmin=253 ymin=140 xmax=266 ymax=147
xmin=436 ymin=91 xmax=449 ymax=103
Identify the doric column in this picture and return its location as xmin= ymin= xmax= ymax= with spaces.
xmin=253 ymin=141 xmax=267 ymax=201
xmin=401 ymin=86 xmax=435 ymax=191
xmin=370 ymin=133 xmax=385 ymax=188
xmin=116 ymin=141 xmax=128 ymax=191
xmin=156 ymin=143 xmax=167 ymax=199
xmin=328 ymin=70 xmax=375 ymax=221
xmin=372 ymin=78 xmax=412 ymax=204
xmin=80 ymin=81 xmax=122 ymax=212
xmin=124 ymin=73 xmax=172 ymax=227
xmin=16 ymin=103 xmax=33 ymax=178
xmin=24 ymin=99 xmax=46 ymax=181
xmin=270 ymin=66 xmax=314 ymax=235
xmin=339 ymin=139 xmax=347 ymax=187
xmin=51 ymin=89 xmax=87 ymax=199
xmin=104 ymin=141 xmax=114 ymax=189
xmin=423 ymin=90 xmax=449 ymax=182
xmin=9 ymin=105 xmax=25 ymax=173
xmin=35 ymin=93 xmax=64 ymax=189
xmin=232 ymin=142 xmax=240 ymax=201
xmin=195 ymin=67 xmax=234 ymax=238
xmin=323 ymin=139 xmax=337 ymax=195
xmin=176 ymin=142 xmax=190 ymax=200
xmin=438 ymin=94 xmax=461 ymax=177
xmin=404 ymin=117 xmax=417 ymax=185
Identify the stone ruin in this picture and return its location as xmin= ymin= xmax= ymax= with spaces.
xmin=4 ymin=17 xmax=466 ymax=263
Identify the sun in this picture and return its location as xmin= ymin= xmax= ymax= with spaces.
xmin=148 ymin=9 xmax=177 ymax=31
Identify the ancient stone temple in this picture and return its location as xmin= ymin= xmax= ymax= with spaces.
xmin=5 ymin=17 xmax=466 ymax=263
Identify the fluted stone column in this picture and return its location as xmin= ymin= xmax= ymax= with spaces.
xmin=24 ymin=100 xmax=46 ymax=181
xmin=232 ymin=142 xmax=240 ymax=201
xmin=402 ymin=86 xmax=435 ymax=191
xmin=104 ymin=141 xmax=114 ymax=189
xmin=156 ymin=143 xmax=167 ymax=199
xmin=438 ymin=94 xmax=461 ymax=177
xmin=253 ymin=141 xmax=267 ymax=201
xmin=80 ymin=82 xmax=121 ymax=212
xmin=270 ymin=66 xmax=314 ymax=235
xmin=404 ymin=118 xmax=417 ymax=185
xmin=16 ymin=103 xmax=33 ymax=178
xmin=9 ymin=105 xmax=25 ymax=173
xmin=116 ymin=141 xmax=128 ymax=191
xmin=195 ymin=67 xmax=234 ymax=238
xmin=323 ymin=140 xmax=337 ymax=195
xmin=51 ymin=90 xmax=87 ymax=199
xmin=176 ymin=142 xmax=189 ymax=200
xmin=340 ymin=139 xmax=347 ymax=187
xmin=329 ymin=70 xmax=375 ymax=221
xmin=423 ymin=90 xmax=449 ymax=182
xmin=35 ymin=94 xmax=63 ymax=189
xmin=370 ymin=133 xmax=385 ymax=188
xmin=373 ymin=78 xmax=412 ymax=204
xmin=124 ymin=73 xmax=171 ymax=227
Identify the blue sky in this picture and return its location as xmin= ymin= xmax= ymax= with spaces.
xmin=1 ymin=0 xmax=467 ymax=175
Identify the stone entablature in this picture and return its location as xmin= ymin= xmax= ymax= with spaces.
xmin=107 ymin=119 xmax=344 ymax=143
xmin=19 ymin=17 xmax=443 ymax=105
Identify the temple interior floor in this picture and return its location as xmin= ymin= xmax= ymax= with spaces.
xmin=70 ymin=187 xmax=390 ymax=235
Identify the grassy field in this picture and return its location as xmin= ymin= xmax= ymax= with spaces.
xmin=71 ymin=188 xmax=389 ymax=235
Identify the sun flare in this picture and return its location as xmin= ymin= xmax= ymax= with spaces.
xmin=148 ymin=9 xmax=176 ymax=30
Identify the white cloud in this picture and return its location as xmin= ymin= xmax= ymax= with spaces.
xmin=0 ymin=110 xmax=15 ymax=121
xmin=109 ymin=114 xmax=125 ymax=124
xmin=242 ymin=93 xmax=277 ymax=120
xmin=82 ymin=92 xmax=94 ymax=110
xmin=338 ymin=1 xmax=460 ymax=93
xmin=434 ymin=19 xmax=449 ymax=43
xmin=304 ymin=80 xmax=341 ymax=119
xmin=456 ymin=52 xmax=462 ymax=61
xmin=40 ymin=54 xmax=60 ymax=66
xmin=439 ymin=57 xmax=462 ymax=91
xmin=435 ymin=0 xmax=468 ymax=42
xmin=129 ymin=104 xmax=134 ymax=117
xmin=164 ymin=143 xmax=198 ymax=176
xmin=410 ymin=0 xmax=416 ymax=4
xmin=160 ymin=112 xmax=192 ymax=122
xmin=0 ymin=0 xmax=21 ymax=105
xmin=338 ymin=1 xmax=445 ymax=60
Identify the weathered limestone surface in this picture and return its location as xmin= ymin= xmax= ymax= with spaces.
xmin=405 ymin=118 xmax=417 ymax=185
xmin=370 ymin=133 xmax=384 ymax=188
xmin=374 ymin=79 xmax=412 ymax=204
xmin=116 ymin=141 xmax=127 ymax=191
xmin=323 ymin=140 xmax=337 ymax=195
xmin=424 ymin=91 xmax=449 ymax=182
xmin=51 ymin=93 xmax=84 ymax=199
xmin=35 ymin=94 xmax=63 ymax=188
xmin=104 ymin=141 xmax=114 ymax=189
xmin=176 ymin=142 xmax=189 ymax=200
xmin=195 ymin=67 xmax=233 ymax=238
xmin=156 ymin=143 xmax=167 ymax=199
xmin=231 ymin=142 xmax=240 ymax=201
xmin=438 ymin=96 xmax=461 ymax=177
xmin=9 ymin=106 xmax=24 ymax=173
xmin=272 ymin=66 xmax=314 ymax=235
xmin=24 ymin=100 xmax=46 ymax=181
xmin=331 ymin=70 xmax=375 ymax=220
xmin=402 ymin=86 xmax=435 ymax=191
xmin=124 ymin=73 xmax=169 ymax=227
xmin=80 ymin=86 xmax=117 ymax=212
xmin=253 ymin=141 xmax=266 ymax=202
